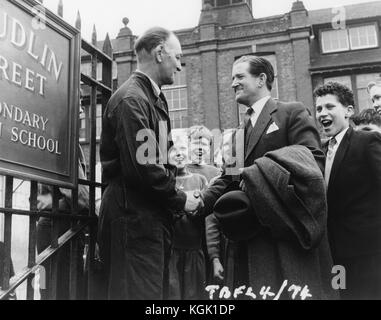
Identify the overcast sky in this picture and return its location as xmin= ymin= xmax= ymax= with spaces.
xmin=41 ymin=0 xmax=379 ymax=42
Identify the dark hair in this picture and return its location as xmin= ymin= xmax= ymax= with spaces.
xmin=351 ymin=108 xmax=381 ymax=126
xmin=234 ymin=56 xmax=275 ymax=91
xmin=134 ymin=27 xmax=172 ymax=55
xmin=313 ymin=82 xmax=355 ymax=107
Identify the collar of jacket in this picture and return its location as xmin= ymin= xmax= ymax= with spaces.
xmin=132 ymin=72 xmax=169 ymax=114
xmin=244 ymin=98 xmax=278 ymax=161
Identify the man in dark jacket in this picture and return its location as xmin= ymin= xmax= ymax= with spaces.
xmin=98 ymin=27 xmax=201 ymax=300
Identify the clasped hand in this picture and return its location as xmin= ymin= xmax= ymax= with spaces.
xmin=184 ymin=191 xmax=204 ymax=217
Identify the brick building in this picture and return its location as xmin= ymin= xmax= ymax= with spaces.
xmin=79 ymin=0 xmax=381 ymax=164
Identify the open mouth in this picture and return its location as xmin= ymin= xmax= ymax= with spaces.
xmin=321 ymin=119 xmax=333 ymax=128
xmin=235 ymin=87 xmax=243 ymax=94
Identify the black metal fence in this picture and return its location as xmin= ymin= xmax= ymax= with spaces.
xmin=0 ymin=2 xmax=112 ymax=300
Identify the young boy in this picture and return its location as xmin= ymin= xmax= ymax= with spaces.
xmin=314 ymin=82 xmax=381 ymax=300
xmin=187 ymin=126 xmax=221 ymax=182
xmin=168 ymin=137 xmax=208 ymax=300
xmin=367 ymin=79 xmax=381 ymax=114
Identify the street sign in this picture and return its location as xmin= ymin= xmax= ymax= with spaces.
xmin=0 ymin=0 xmax=81 ymax=188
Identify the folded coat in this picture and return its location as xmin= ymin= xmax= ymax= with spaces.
xmin=241 ymin=145 xmax=337 ymax=300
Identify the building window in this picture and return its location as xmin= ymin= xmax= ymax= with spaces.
xmin=162 ymin=67 xmax=188 ymax=130
xmin=321 ymin=24 xmax=378 ymax=53
xmin=0 ymin=176 xmax=4 ymax=241
xmin=79 ymin=110 xmax=87 ymax=142
xmin=324 ymin=76 xmax=352 ymax=90
xmin=80 ymin=104 xmax=103 ymax=142
xmin=321 ymin=29 xmax=349 ymax=53
xmin=96 ymin=104 xmax=102 ymax=139
xmin=238 ymin=54 xmax=279 ymax=123
xmin=349 ymin=25 xmax=378 ymax=50
xmin=216 ymin=0 xmax=230 ymax=6
xmin=356 ymin=73 xmax=380 ymax=111
xmin=324 ymin=73 xmax=380 ymax=111
xmin=204 ymin=0 xmax=250 ymax=7
xmin=112 ymin=61 xmax=118 ymax=80
xmin=81 ymin=61 xmax=116 ymax=82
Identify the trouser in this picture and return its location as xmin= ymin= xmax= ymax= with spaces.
xmin=104 ymin=215 xmax=172 ymax=300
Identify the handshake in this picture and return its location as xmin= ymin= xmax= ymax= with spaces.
xmin=183 ymin=191 xmax=205 ymax=217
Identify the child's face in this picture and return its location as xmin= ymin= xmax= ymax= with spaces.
xmin=189 ymin=137 xmax=210 ymax=164
xmin=369 ymin=85 xmax=381 ymax=112
xmin=169 ymin=144 xmax=188 ymax=169
xmin=316 ymin=94 xmax=353 ymax=138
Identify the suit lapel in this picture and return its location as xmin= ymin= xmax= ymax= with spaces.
xmin=329 ymin=127 xmax=352 ymax=189
xmin=245 ymin=98 xmax=277 ymax=161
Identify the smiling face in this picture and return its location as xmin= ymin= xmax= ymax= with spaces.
xmin=231 ymin=61 xmax=262 ymax=107
xmin=189 ymin=137 xmax=210 ymax=164
xmin=169 ymin=143 xmax=188 ymax=169
xmin=316 ymin=94 xmax=354 ymax=137
xmin=369 ymin=85 xmax=381 ymax=113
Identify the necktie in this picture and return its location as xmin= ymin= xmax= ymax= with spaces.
xmin=244 ymin=108 xmax=254 ymax=127
xmin=244 ymin=108 xmax=255 ymax=151
xmin=325 ymin=137 xmax=337 ymax=185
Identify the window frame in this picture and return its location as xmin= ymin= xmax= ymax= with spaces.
xmin=322 ymin=72 xmax=381 ymax=113
xmin=162 ymin=65 xmax=189 ymax=130
xmin=320 ymin=22 xmax=379 ymax=54
xmin=349 ymin=25 xmax=379 ymax=51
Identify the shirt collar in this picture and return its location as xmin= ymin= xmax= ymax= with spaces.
xmin=136 ymin=70 xmax=161 ymax=97
xmin=249 ymin=95 xmax=271 ymax=115
xmin=332 ymin=127 xmax=349 ymax=146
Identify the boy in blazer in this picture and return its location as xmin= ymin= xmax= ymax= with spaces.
xmin=314 ymin=82 xmax=381 ymax=300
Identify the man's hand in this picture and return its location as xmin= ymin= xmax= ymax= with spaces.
xmin=239 ymin=180 xmax=247 ymax=192
xmin=213 ymin=258 xmax=224 ymax=282
xmin=238 ymin=168 xmax=247 ymax=192
xmin=37 ymin=193 xmax=53 ymax=211
xmin=184 ymin=191 xmax=204 ymax=216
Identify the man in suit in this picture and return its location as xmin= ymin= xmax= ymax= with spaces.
xmin=201 ymin=56 xmax=327 ymax=297
xmin=314 ymin=82 xmax=381 ymax=300
xmin=98 ymin=27 xmax=201 ymax=300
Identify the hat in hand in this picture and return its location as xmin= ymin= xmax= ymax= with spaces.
xmin=213 ymin=190 xmax=260 ymax=242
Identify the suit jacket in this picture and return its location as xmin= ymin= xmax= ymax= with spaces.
xmin=325 ymin=127 xmax=381 ymax=259
xmin=203 ymin=98 xmax=325 ymax=214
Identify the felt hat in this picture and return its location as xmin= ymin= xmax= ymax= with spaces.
xmin=213 ymin=190 xmax=259 ymax=241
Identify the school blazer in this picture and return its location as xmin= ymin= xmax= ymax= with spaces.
xmin=326 ymin=127 xmax=381 ymax=259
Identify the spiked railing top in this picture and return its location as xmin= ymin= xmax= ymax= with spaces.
xmin=75 ymin=10 xmax=81 ymax=30
xmin=57 ymin=0 xmax=63 ymax=17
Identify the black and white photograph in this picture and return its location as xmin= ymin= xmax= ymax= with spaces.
xmin=0 ymin=0 xmax=381 ymax=306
